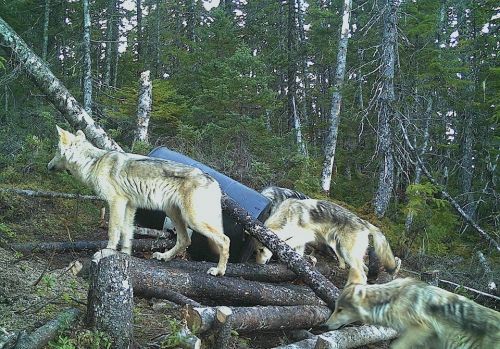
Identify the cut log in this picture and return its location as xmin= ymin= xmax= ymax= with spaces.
xmin=221 ymin=195 xmax=340 ymax=308
xmin=214 ymin=306 xmax=233 ymax=349
xmin=86 ymin=253 xmax=133 ymax=349
xmin=128 ymin=257 xmax=324 ymax=307
xmin=8 ymin=238 xmax=175 ymax=254
xmin=314 ymin=325 xmax=398 ymax=349
xmin=13 ymin=308 xmax=81 ymax=349
xmin=160 ymin=259 xmax=332 ymax=283
xmin=273 ymin=325 xmax=397 ymax=349
xmin=186 ymin=305 xmax=331 ymax=334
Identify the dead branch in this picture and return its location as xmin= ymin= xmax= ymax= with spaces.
xmin=12 ymin=308 xmax=81 ymax=349
xmin=0 ymin=188 xmax=102 ymax=201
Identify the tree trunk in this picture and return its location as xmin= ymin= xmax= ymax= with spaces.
xmin=103 ymin=0 xmax=117 ymax=86
xmin=293 ymin=95 xmax=307 ymax=156
xmin=87 ymin=254 xmax=134 ymax=349
xmin=373 ymin=0 xmax=400 ymax=218
xmin=405 ymin=96 xmax=432 ymax=234
xmin=221 ymin=195 xmax=340 ymax=309
xmin=8 ymin=238 xmax=175 ymax=254
xmin=214 ymin=306 xmax=233 ymax=349
xmin=82 ymin=0 xmax=93 ymax=115
xmin=0 ymin=17 xmax=122 ymax=151
xmin=13 ymin=308 xmax=81 ymax=349
xmin=156 ymin=259 xmax=331 ymax=283
xmin=320 ymin=0 xmax=352 ymax=194
xmin=42 ymin=0 xmax=50 ymax=61
xmin=287 ymin=0 xmax=296 ymax=130
xmin=136 ymin=0 xmax=143 ymax=63
xmin=186 ymin=305 xmax=331 ymax=334
xmin=128 ymin=256 xmax=324 ymax=307
xmin=461 ymin=111 xmax=475 ymax=217
xmin=134 ymin=70 xmax=152 ymax=144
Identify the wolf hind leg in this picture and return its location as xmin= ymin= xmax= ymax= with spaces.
xmin=153 ymin=211 xmax=190 ymax=262
xmin=391 ymin=328 xmax=435 ymax=349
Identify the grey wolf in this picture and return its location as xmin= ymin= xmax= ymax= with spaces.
xmin=260 ymin=186 xmax=310 ymax=216
xmin=48 ymin=126 xmax=229 ymax=276
xmin=254 ymin=198 xmax=399 ymax=285
xmin=325 ymin=278 xmax=500 ymax=349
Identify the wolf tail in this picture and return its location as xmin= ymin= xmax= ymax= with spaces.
xmin=368 ymin=227 xmax=400 ymax=279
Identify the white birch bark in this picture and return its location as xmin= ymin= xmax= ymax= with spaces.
xmin=0 ymin=17 xmax=122 ymax=151
xmin=373 ymin=0 xmax=399 ymax=217
xmin=103 ymin=0 xmax=117 ymax=86
xmin=134 ymin=70 xmax=152 ymax=144
xmin=42 ymin=0 xmax=50 ymax=61
xmin=320 ymin=0 xmax=352 ymax=193
xmin=292 ymin=95 xmax=307 ymax=156
xmin=82 ymin=0 xmax=93 ymax=115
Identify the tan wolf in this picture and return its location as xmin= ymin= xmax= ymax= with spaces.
xmin=48 ymin=126 xmax=229 ymax=276
xmin=254 ymin=198 xmax=400 ymax=285
xmin=325 ymin=278 xmax=500 ymax=349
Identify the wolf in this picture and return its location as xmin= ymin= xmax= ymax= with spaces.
xmin=260 ymin=186 xmax=310 ymax=216
xmin=254 ymin=198 xmax=400 ymax=285
xmin=325 ymin=278 xmax=500 ymax=349
xmin=48 ymin=126 xmax=229 ymax=276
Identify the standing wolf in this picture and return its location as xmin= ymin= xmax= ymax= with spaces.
xmin=254 ymin=198 xmax=399 ymax=285
xmin=48 ymin=126 xmax=229 ymax=276
xmin=325 ymin=278 xmax=500 ymax=349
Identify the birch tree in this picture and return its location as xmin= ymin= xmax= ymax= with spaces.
xmin=42 ymin=0 xmax=50 ymax=61
xmin=103 ymin=0 xmax=118 ymax=86
xmin=82 ymin=0 xmax=92 ymax=115
xmin=134 ymin=70 xmax=152 ymax=145
xmin=320 ymin=0 xmax=352 ymax=194
xmin=373 ymin=0 xmax=400 ymax=218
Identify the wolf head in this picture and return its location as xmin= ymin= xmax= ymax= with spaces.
xmin=254 ymin=240 xmax=273 ymax=264
xmin=325 ymin=283 xmax=371 ymax=330
xmin=48 ymin=126 xmax=87 ymax=172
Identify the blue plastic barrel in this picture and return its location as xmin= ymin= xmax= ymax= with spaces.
xmin=135 ymin=146 xmax=272 ymax=262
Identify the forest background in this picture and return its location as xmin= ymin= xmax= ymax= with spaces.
xmin=0 ymin=0 xmax=498 ymax=285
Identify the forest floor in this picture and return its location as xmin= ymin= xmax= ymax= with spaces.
xmin=0 ymin=190 xmax=497 ymax=348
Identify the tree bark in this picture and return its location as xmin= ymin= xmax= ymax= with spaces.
xmin=82 ymin=0 xmax=93 ymax=115
xmin=8 ymin=238 xmax=175 ymax=254
xmin=292 ymin=95 xmax=307 ymax=156
xmin=87 ymin=254 xmax=134 ymax=349
xmin=134 ymin=70 xmax=152 ymax=144
xmin=287 ymin=0 xmax=297 ymax=130
xmin=221 ymin=195 xmax=340 ymax=309
xmin=157 ymin=259 xmax=331 ymax=283
xmin=274 ymin=325 xmax=397 ymax=349
xmin=0 ymin=17 xmax=122 ymax=151
xmin=42 ymin=0 xmax=50 ymax=62
xmin=136 ymin=0 xmax=143 ymax=62
xmin=320 ymin=0 xmax=352 ymax=194
xmin=373 ymin=0 xmax=400 ymax=218
xmin=0 ymin=188 xmax=102 ymax=201
xmin=103 ymin=0 xmax=118 ymax=87
xmin=186 ymin=305 xmax=331 ymax=334
xmin=128 ymin=257 xmax=324 ymax=307
xmin=13 ymin=308 xmax=81 ymax=349
xmin=476 ymin=251 xmax=497 ymax=293
xmin=214 ymin=306 xmax=233 ymax=349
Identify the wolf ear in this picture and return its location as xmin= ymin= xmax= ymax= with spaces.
xmin=76 ymin=130 xmax=86 ymax=140
xmin=56 ymin=125 xmax=74 ymax=147
xmin=352 ymin=285 xmax=366 ymax=301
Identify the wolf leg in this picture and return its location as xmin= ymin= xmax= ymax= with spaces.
xmin=330 ymin=240 xmax=346 ymax=269
xmin=120 ymin=204 xmax=136 ymax=255
xmin=153 ymin=211 xmax=190 ymax=261
xmin=341 ymin=247 xmax=368 ymax=285
xmin=106 ymin=197 xmax=128 ymax=251
xmin=391 ymin=328 xmax=434 ymax=349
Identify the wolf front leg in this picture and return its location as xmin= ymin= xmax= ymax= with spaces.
xmin=120 ymin=204 xmax=136 ymax=255
xmin=106 ymin=198 xmax=128 ymax=251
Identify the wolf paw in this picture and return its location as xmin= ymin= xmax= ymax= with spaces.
xmin=152 ymin=252 xmax=167 ymax=261
xmin=207 ymin=267 xmax=224 ymax=276
xmin=92 ymin=248 xmax=117 ymax=262
xmin=306 ymin=255 xmax=318 ymax=266
xmin=393 ymin=257 xmax=402 ymax=277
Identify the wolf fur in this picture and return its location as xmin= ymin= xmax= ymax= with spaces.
xmin=325 ymin=278 xmax=500 ymax=349
xmin=48 ymin=126 xmax=229 ymax=276
xmin=260 ymin=186 xmax=310 ymax=215
xmin=254 ymin=198 xmax=399 ymax=285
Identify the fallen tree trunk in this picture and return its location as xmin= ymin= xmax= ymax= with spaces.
xmin=0 ymin=188 xmax=102 ymax=201
xmin=274 ymin=325 xmax=397 ymax=349
xmin=160 ymin=259 xmax=331 ymax=283
xmin=222 ymin=195 xmax=340 ymax=308
xmin=128 ymin=257 xmax=324 ymax=307
xmin=0 ymin=17 xmax=121 ymax=151
xmin=186 ymin=305 xmax=332 ymax=334
xmin=138 ymin=287 xmax=201 ymax=307
xmin=87 ymin=254 xmax=134 ymax=349
xmin=8 ymin=238 xmax=175 ymax=254
xmin=13 ymin=308 xmax=81 ymax=349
